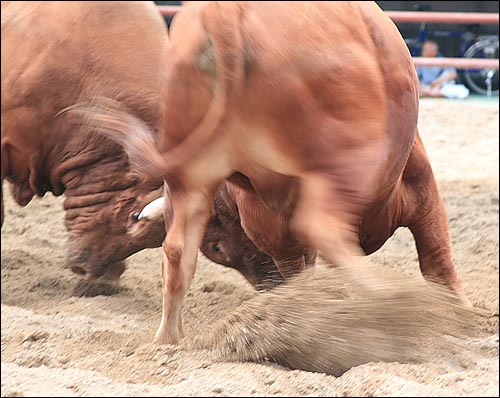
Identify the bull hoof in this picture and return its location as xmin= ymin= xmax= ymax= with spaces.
xmin=447 ymin=283 xmax=473 ymax=308
xmin=458 ymin=292 xmax=474 ymax=308
xmin=153 ymin=327 xmax=183 ymax=345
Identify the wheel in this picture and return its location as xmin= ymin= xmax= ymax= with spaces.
xmin=462 ymin=38 xmax=499 ymax=96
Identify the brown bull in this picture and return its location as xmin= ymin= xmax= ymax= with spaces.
xmin=81 ymin=1 xmax=470 ymax=344
xmin=1 ymin=1 xmax=168 ymax=280
xmin=148 ymin=143 xmax=468 ymax=297
xmin=138 ymin=181 xmax=284 ymax=289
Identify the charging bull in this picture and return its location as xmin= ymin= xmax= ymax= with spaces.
xmin=73 ymin=1 xmax=471 ymax=344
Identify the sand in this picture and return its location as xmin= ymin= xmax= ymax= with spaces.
xmin=1 ymin=98 xmax=499 ymax=397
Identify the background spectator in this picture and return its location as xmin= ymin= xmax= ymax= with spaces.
xmin=417 ymin=40 xmax=470 ymax=99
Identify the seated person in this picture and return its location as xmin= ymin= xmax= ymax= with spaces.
xmin=416 ymin=40 xmax=470 ymax=99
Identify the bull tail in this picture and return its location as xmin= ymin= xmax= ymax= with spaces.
xmin=155 ymin=1 xmax=245 ymax=175
xmin=62 ymin=2 xmax=244 ymax=181
xmin=60 ymin=97 xmax=169 ymax=180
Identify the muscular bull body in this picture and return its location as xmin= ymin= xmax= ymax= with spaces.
xmin=153 ymin=135 xmax=467 ymax=298
xmin=81 ymin=1 xmax=470 ymax=344
xmin=1 ymin=1 xmax=168 ymax=280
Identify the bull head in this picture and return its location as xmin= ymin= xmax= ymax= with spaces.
xmin=63 ymin=160 xmax=167 ymax=283
xmin=134 ymin=190 xmax=284 ymax=290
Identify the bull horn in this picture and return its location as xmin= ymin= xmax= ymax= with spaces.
xmin=138 ymin=197 xmax=165 ymax=221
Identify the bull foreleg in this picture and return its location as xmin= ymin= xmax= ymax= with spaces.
xmin=407 ymin=200 xmax=471 ymax=307
xmin=154 ymin=187 xmax=213 ymax=345
xmin=400 ymin=133 xmax=471 ymax=306
xmin=291 ymin=173 xmax=383 ymax=289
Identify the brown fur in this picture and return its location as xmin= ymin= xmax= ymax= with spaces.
xmin=201 ymin=181 xmax=285 ymax=290
xmin=80 ymin=1 xmax=470 ymax=344
xmin=201 ymin=132 xmax=468 ymax=298
xmin=1 ymin=1 xmax=168 ymax=280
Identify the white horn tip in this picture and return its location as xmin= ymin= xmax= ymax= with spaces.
xmin=138 ymin=197 xmax=165 ymax=221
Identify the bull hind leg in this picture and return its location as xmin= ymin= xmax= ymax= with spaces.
xmin=291 ymin=172 xmax=383 ymax=290
xmin=1 ymin=185 xmax=4 ymax=227
xmin=400 ymin=134 xmax=471 ymax=306
xmin=154 ymin=186 xmax=215 ymax=344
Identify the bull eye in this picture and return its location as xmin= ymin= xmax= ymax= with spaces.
xmin=130 ymin=212 xmax=140 ymax=222
xmin=212 ymin=243 xmax=221 ymax=253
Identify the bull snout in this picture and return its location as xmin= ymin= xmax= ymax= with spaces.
xmin=67 ymin=253 xmax=106 ymax=280
xmin=68 ymin=259 xmax=126 ymax=284
xmin=66 ymin=247 xmax=125 ymax=283
xmin=70 ymin=264 xmax=87 ymax=276
xmin=67 ymin=247 xmax=93 ymax=275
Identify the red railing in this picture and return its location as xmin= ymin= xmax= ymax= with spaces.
xmin=158 ymin=6 xmax=499 ymax=25
xmin=157 ymin=6 xmax=499 ymax=70
xmin=157 ymin=5 xmax=179 ymax=17
xmin=385 ymin=11 xmax=498 ymax=24
xmin=413 ymin=57 xmax=498 ymax=69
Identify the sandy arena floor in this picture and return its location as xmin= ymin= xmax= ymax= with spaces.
xmin=1 ymin=98 xmax=499 ymax=397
